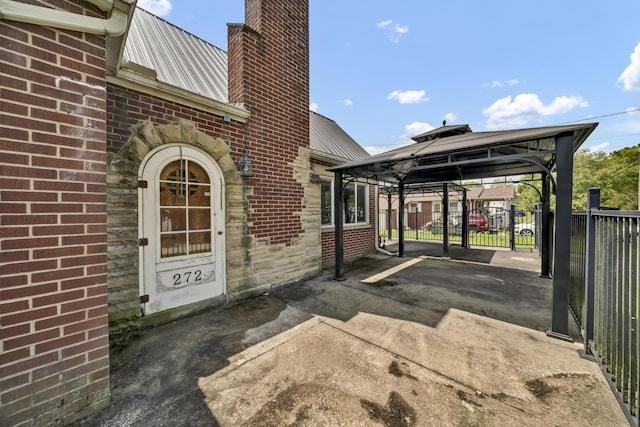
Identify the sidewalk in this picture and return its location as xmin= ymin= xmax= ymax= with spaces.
xmin=80 ymin=243 xmax=628 ymax=426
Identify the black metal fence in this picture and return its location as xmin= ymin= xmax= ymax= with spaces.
xmin=570 ymin=189 xmax=640 ymax=425
xmin=569 ymin=212 xmax=587 ymax=326
xmin=378 ymin=206 xmax=538 ymax=250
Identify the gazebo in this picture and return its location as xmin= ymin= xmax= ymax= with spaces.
xmin=328 ymin=122 xmax=598 ymax=341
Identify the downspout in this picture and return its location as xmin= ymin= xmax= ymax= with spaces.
xmin=374 ymin=185 xmax=397 ymax=256
xmin=0 ymin=0 xmax=129 ymax=36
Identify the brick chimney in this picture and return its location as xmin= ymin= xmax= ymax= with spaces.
xmin=227 ymin=0 xmax=310 ymax=246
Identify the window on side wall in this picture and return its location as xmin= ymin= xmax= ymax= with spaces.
xmin=320 ymin=180 xmax=368 ymax=226
xmin=321 ymin=180 xmax=332 ymax=225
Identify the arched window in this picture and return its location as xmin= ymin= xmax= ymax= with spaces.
xmin=159 ymin=159 xmax=212 ymax=258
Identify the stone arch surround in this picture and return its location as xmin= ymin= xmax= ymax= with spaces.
xmin=105 ymin=120 xmax=245 ymax=344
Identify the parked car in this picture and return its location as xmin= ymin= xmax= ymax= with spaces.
xmin=427 ymin=213 xmax=489 ymax=234
xmin=515 ymin=222 xmax=535 ymax=237
xmin=465 ymin=213 xmax=489 ymax=233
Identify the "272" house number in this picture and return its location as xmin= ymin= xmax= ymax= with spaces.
xmin=157 ymin=265 xmax=215 ymax=292
xmin=172 ymin=270 xmax=202 ymax=286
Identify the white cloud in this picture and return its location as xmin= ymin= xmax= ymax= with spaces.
xmin=309 ymin=102 xmax=318 ymax=112
xmin=618 ymin=42 xmax=640 ymax=91
xmin=137 ymin=0 xmax=172 ymax=16
xmin=483 ymin=79 xmax=520 ymax=88
xmin=387 ymin=89 xmax=428 ymax=104
xmin=363 ymin=145 xmax=389 ymax=156
xmin=541 ymin=95 xmax=588 ymax=115
xmin=403 ymin=121 xmax=435 ymax=139
xmin=340 ymin=99 xmax=353 ymax=107
xmin=443 ymin=112 xmax=457 ymax=123
xmin=377 ymin=19 xmax=409 ymax=43
xmin=362 ymin=121 xmax=435 ymax=155
xmin=626 ymin=106 xmax=639 ymax=114
xmin=483 ymin=93 xmax=588 ymax=129
xmin=588 ymin=142 xmax=610 ymax=152
xmin=390 ymin=25 xmax=408 ymax=43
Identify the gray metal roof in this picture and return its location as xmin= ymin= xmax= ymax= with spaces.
xmin=309 ymin=112 xmax=370 ymax=161
xmin=122 ymin=9 xmax=369 ymax=162
xmin=411 ymin=124 xmax=473 ymax=142
xmin=123 ymin=7 xmax=228 ymax=101
xmin=328 ymin=123 xmax=598 ymax=184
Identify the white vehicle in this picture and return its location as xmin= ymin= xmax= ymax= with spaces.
xmin=515 ymin=222 xmax=535 ymax=237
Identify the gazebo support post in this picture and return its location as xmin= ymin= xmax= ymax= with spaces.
xmin=333 ymin=170 xmax=345 ymax=281
xmin=462 ymin=188 xmax=468 ymax=248
xmin=442 ymin=182 xmax=449 ymax=258
xmin=387 ymin=192 xmax=393 ymax=241
xmin=398 ymin=182 xmax=405 ymax=257
xmin=540 ymin=173 xmax=552 ymax=278
xmin=547 ymin=132 xmax=575 ymax=342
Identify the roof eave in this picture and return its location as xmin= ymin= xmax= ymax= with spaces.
xmin=310 ymin=149 xmax=353 ymax=166
xmin=107 ymin=66 xmax=250 ymax=123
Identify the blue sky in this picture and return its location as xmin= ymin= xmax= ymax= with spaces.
xmin=138 ymin=0 xmax=640 ymax=155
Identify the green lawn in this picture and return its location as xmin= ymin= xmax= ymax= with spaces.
xmin=380 ymin=229 xmax=536 ymax=249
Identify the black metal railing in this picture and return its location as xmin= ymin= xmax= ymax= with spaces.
xmin=569 ymin=212 xmax=586 ymax=327
xmin=572 ymin=188 xmax=640 ymax=425
xmin=592 ymin=211 xmax=639 ymax=424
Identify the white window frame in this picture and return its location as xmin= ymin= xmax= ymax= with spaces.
xmin=321 ymin=179 xmax=369 ymax=227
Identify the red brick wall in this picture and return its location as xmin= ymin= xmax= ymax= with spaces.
xmin=228 ymin=0 xmax=310 ymax=246
xmin=321 ymin=226 xmax=376 ymax=266
xmin=0 ymin=2 xmax=110 ymax=424
xmin=106 ymin=85 xmax=244 ymax=153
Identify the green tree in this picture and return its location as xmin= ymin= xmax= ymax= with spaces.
xmin=601 ymin=145 xmax=639 ymax=209
xmin=513 ymin=174 xmax=542 ymax=212
xmin=513 ymin=174 xmax=557 ymax=212
xmin=571 ymin=149 xmax=608 ymax=210
xmin=571 ymin=145 xmax=639 ymax=210
xmin=513 ymin=144 xmax=639 ymax=211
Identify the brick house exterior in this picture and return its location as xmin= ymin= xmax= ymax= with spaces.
xmin=0 ymin=1 xmax=117 ymax=424
xmin=1 ymin=0 xmax=374 ymax=424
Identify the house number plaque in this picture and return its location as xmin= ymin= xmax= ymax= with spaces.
xmin=157 ymin=265 xmax=215 ymax=292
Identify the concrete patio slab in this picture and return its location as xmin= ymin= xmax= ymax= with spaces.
xmin=80 ymin=243 xmax=628 ymax=426
xmin=199 ymin=309 xmax=624 ymax=426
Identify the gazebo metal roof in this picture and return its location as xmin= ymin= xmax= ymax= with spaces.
xmin=330 ymin=121 xmax=599 ymax=343
xmin=328 ymin=123 xmax=598 ymax=184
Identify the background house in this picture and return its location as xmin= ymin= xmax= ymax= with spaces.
xmin=467 ymin=186 xmax=516 ymax=213
xmin=0 ymin=1 xmax=372 ymax=424
xmin=379 ymin=185 xmax=516 ymax=231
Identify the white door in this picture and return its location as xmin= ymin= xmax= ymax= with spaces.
xmin=139 ymin=145 xmax=225 ymax=315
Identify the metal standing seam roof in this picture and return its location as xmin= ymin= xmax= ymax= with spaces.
xmin=309 ymin=111 xmax=370 ymax=161
xmin=123 ymin=7 xmax=228 ymax=102
xmin=121 ymin=9 xmax=370 ymax=163
xmin=328 ymin=123 xmax=598 ymax=184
